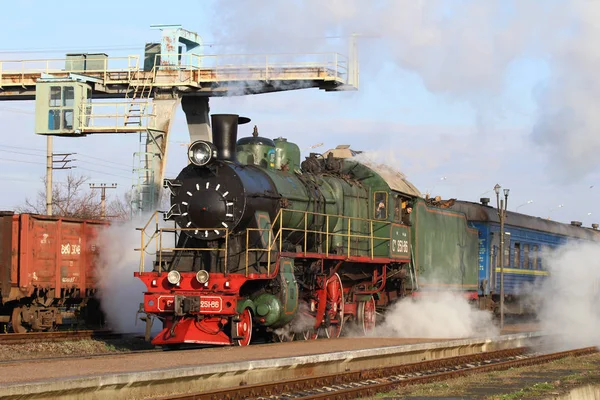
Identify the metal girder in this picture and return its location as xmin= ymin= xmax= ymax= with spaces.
xmin=0 ymin=54 xmax=356 ymax=100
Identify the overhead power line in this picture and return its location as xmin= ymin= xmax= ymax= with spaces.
xmin=0 ymin=145 xmax=133 ymax=173
xmin=78 ymin=167 xmax=131 ymax=180
xmin=0 ymin=34 xmax=369 ymax=56
xmin=0 ymin=157 xmax=46 ymax=165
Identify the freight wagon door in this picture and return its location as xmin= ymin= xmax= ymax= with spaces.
xmin=81 ymin=222 xmax=105 ymax=291
xmin=19 ymin=215 xmax=97 ymax=298
xmin=0 ymin=212 xmax=14 ymax=297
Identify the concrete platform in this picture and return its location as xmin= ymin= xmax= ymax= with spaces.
xmin=0 ymin=333 xmax=543 ymax=400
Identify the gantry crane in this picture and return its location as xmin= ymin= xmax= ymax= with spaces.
xmin=0 ymin=25 xmax=359 ymax=215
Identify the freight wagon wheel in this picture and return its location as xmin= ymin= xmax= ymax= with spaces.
xmin=10 ymin=307 xmax=27 ymax=334
xmin=234 ymin=308 xmax=253 ymax=346
xmin=323 ymin=273 xmax=345 ymax=338
xmin=356 ymin=297 xmax=377 ymax=335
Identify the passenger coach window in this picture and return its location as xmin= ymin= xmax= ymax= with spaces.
xmin=514 ymin=243 xmax=521 ymax=268
xmin=532 ymin=245 xmax=539 ymax=270
xmin=374 ymin=192 xmax=388 ymax=220
xmin=523 ymin=244 xmax=530 ymax=269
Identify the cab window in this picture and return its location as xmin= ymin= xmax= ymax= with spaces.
xmin=393 ymin=196 xmax=402 ymax=222
xmin=374 ymin=192 xmax=388 ymax=220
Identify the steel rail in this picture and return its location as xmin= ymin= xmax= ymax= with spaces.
xmin=159 ymin=347 xmax=598 ymax=400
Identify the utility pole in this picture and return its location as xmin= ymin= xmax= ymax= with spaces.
xmin=494 ymin=184 xmax=510 ymax=329
xmin=46 ymin=137 xmax=52 ymax=215
xmin=45 ymin=137 xmax=75 ymax=216
xmin=90 ymin=183 xmax=118 ymax=219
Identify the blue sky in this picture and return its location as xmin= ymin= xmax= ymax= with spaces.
xmin=0 ymin=0 xmax=598 ymax=226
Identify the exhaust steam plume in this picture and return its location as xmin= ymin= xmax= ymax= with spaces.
xmin=212 ymin=0 xmax=600 ymax=181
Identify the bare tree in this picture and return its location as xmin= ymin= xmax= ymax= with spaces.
xmin=106 ymin=191 xmax=134 ymax=221
xmin=18 ymin=174 xmax=131 ymax=221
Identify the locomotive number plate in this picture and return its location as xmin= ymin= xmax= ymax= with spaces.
xmin=199 ymin=296 xmax=223 ymax=313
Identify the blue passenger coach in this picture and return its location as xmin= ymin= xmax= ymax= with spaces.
xmin=451 ymin=199 xmax=600 ymax=313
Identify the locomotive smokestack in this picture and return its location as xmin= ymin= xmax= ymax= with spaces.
xmin=211 ymin=114 xmax=250 ymax=161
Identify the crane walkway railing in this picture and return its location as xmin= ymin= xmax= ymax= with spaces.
xmin=0 ymin=51 xmax=353 ymax=89
xmin=78 ymin=101 xmax=157 ymax=132
xmin=0 ymin=55 xmax=141 ymax=86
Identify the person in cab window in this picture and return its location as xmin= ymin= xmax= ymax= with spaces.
xmin=403 ymin=201 xmax=413 ymax=226
xmin=376 ymin=199 xmax=386 ymax=219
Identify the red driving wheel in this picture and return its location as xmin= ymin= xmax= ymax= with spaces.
xmin=234 ymin=308 xmax=253 ymax=346
xmin=324 ymin=273 xmax=344 ymax=338
xmin=357 ymin=297 xmax=376 ymax=335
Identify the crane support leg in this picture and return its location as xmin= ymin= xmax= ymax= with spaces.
xmin=136 ymin=97 xmax=180 ymax=214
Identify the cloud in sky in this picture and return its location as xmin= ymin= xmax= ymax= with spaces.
xmin=211 ymin=0 xmax=600 ymax=182
xmin=0 ymin=0 xmax=598 ymax=226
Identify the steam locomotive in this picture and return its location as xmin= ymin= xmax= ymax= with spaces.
xmin=135 ymin=114 xmax=481 ymax=346
xmin=134 ymin=114 xmax=600 ymax=346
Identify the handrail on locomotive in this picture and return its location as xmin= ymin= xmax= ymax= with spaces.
xmin=136 ymin=208 xmax=394 ymax=276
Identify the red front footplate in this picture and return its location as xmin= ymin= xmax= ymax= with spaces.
xmin=152 ymin=317 xmax=231 ymax=346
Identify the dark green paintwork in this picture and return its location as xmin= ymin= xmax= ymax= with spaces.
xmin=236 ymin=139 xmax=276 ymax=168
xmin=390 ymin=224 xmax=411 ymax=258
xmin=254 ymin=211 xmax=271 ymax=248
xmin=274 ymin=138 xmax=301 ymax=172
xmin=278 ymin=258 xmax=298 ymax=325
xmin=237 ymin=137 xmax=478 ymax=290
xmin=251 ymin=257 xmax=298 ymax=328
xmin=261 ymin=169 xmax=340 ymax=234
xmin=411 ymin=198 xmax=479 ymax=289
xmin=252 ymin=293 xmax=282 ymax=326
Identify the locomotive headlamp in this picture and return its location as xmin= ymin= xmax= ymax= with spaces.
xmin=196 ymin=270 xmax=210 ymax=284
xmin=188 ymin=141 xmax=217 ymax=166
xmin=167 ymin=270 xmax=181 ymax=285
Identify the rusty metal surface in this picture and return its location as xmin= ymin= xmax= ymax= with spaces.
xmin=4 ymin=213 xmax=108 ymax=302
xmin=0 ymin=213 xmax=13 ymax=297
xmin=160 ymin=347 xmax=598 ymax=400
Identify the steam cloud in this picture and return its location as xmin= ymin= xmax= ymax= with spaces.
xmin=531 ymin=241 xmax=600 ymax=350
xmin=94 ymin=220 xmax=149 ymax=333
xmin=370 ymin=292 xmax=498 ymax=339
xmin=212 ymin=0 xmax=600 ymax=181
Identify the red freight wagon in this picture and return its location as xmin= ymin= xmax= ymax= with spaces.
xmin=0 ymin=212 xmax=109 ymax=332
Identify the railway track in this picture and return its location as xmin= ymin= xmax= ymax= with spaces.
xmin=0 ymin=330 xmax=125 ymax=345
xmin=160 ymin=347 xmax=598 ymax=400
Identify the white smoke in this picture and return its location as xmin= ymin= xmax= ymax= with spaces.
xmin=94 ymin=217 xmax=158 ymax=333
xmin=274 ymin=302 xmax=316 ymax=340
xmin=354 ymin=149 xmax=406 ymax=177
xmin=212 ymin=0 xmax=600 ymax=181
xmin=532 ymin=241 xmax=600 ymax=350
xmin=372 ymin=292 xmax=498 ymax=339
